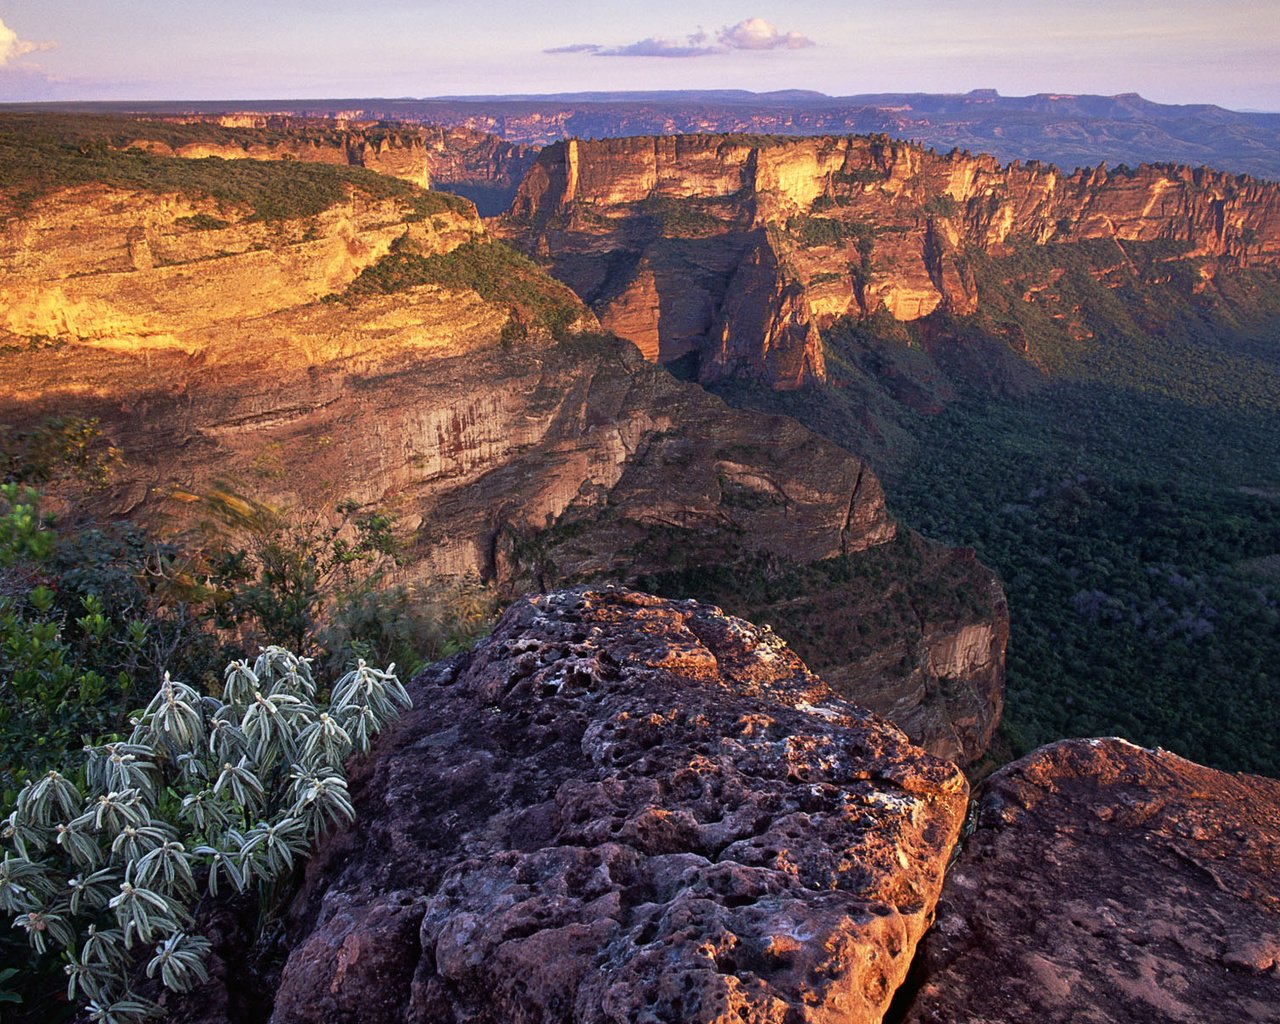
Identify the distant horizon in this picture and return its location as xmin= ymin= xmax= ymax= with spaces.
xmin=2 ymin=2 xmax=1277 ymax=111
xmin=2 ymin=87 xmax=1277 ymax=117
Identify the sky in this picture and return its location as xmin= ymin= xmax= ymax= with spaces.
xmin=1 ymin=1 xmax=1277 ymax=111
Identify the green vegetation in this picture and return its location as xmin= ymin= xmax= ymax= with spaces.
xmin=890 ymin=392 xmax=1280 ymax=775
xmin=174 ymin=213 xmax=230 ymax=231
xmin=832 ymin=166 xmax=885 ymax=187
xmin=0 ymin=422 xmax=498 ymax=1018
xmin=1 ymin=417 xmax=121 ymax=487
xmin=923 ymin=193 xmax=961 ymax=219
xmin=635 ymin=195 xmax=735 ymax=236
xmin=787 ymin=215 xmax=876 ymax=277
xmin=713 ymin=245 xmax=1280 ymax=776
xmin=0 ymin=114 xmax=466 ymax=223
xmin=337 ymin=237 xmax=583 ymax=336
xmin=1 ymin=646 xmax=408 ymax=1023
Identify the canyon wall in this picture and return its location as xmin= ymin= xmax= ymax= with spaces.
xmin=0 ymin=175 xmax=1004 ymax=763
xmin=504 ymin=134 xmax=1280 ymax=388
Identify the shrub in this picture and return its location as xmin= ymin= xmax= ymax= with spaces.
xmin=319 ymin=574 xmax=498 ymax=679
xmin=923 ymin=193 xmax=961 ymax=219
xmin=0 ymin=646 xmax=408 ymax=1022
xmin=0 ymin=486 xmax=152 ymax=792
xmin=174 ymin=214 xmax=230 ymax=232
xmin=336 ymin=238 xmax=582 ymax=337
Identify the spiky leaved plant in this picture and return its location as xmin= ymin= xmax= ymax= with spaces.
xmin=0 ymin=646 xmax=408 ymax=1022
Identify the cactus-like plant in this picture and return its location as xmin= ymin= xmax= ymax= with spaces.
xmin=0 ymin=646 xmax=408 ymax=1022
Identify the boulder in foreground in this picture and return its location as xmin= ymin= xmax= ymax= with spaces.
xmin=267 ymin=587 xmax=969 ymax=1024
xmin=906 ymin=737 xmax=1280 ymax=1024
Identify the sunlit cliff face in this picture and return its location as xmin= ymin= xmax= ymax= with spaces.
xmin=504 ymin=134 xmax=1280 ymax=389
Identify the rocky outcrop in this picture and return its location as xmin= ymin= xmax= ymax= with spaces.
xmin=0 ymin=185 xmax=482 ymax=353
xmin=503 ymin=134 xmax=1280 ymax=388
xmin=904 ymin=738 xmax=1280 ymax=1023
xmin=127 ymin=121 xmax=437 ymax=189
xmin=265 ymin=587 xmax=970 ymax=1024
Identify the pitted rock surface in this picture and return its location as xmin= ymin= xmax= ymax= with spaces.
xmin=905 ymin=737 xmax=1280 ymax=1024
xmin=268 ymin=587 xmax=968 ymax=1024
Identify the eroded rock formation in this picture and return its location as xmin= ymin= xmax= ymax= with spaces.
xmin=265 ymin=587 xmax=970 ymax=1024
xmin=503 ymin=135 xmax=1280 ymax=388
xmin=0 ymin=172 xmax=1005 ymax=763
xmin=904 ymin=738 xmax=1280 ymax=1023
xmin=0 ymin=185 xmax=482 ymax=352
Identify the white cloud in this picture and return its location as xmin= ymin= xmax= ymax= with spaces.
xmin=0 ymin=16 xmax=54 ymax=67
xmin=546 ymin=17 xmax=815 ymax=59
xmin=718 ymin=18 xmax=815 ymax=51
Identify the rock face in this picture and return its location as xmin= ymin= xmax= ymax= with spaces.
xmin=905 ymin=738 xmax=1280 ymax=1023
xmin=263 ymin=91 xmax=1280 ymax=182
xmin=0 ymin=172 xmax=887 ymax=583
xmin=503 ymin=134 xmax=1280 ymax=389
xmin=0 ymin=185 xmax=482 ymax=352
xmin=266 ymin=587 xmax=970 ymax=1024
xmin=0 ymin=156 xmax=1006 ymax=765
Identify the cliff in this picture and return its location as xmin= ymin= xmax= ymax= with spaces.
xmin=293 ymin=91 xmax=1280 ymax=182
xmin=0 ymin=156 xmax=1006 ymax=764
xmin=128 ymin=115 xmax=538 ymax=211
xmin=0 ymin=184 xmax=481 ymax=354
xmin=503 ymin=134 xmax=1280 ymax=388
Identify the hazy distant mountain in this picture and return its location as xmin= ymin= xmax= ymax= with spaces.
xmin=11 ymin=89 xmax=1280 ymax=180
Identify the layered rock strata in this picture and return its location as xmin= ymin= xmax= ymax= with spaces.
xmin=504 ymin=135 xmax=1280 ymax=388
xmin=266 ymin=587 xmax=970 ymax=1024
xmin=905 ymin=738 xmax=1280 ymax=1023
xmin=0 ymin=178 xmax=1004 ymax=763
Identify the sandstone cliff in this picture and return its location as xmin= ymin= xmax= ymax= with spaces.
xmin=218 ymin=588 xmax=970 ymax=1024
xmin=0 ymin=184 xmax=481 ymax=355
xmin=503 ymin=135 xmax=1280 ymax=388
xmin=0 ymin=164 xmax=1006 ymax=764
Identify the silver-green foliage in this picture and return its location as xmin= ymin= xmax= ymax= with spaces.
xmin=0 ymin=646 xmax=408 ymax=1021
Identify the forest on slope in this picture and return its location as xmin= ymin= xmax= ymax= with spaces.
xmin=714 ymin=241 xmax=1280 ymax=775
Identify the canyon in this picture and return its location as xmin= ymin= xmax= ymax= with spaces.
xmin=30 ymin=89 xmax=1280 ymax=180
xmin=0 ymin=125 xmax=1004 ymax=764
xmin=502 ymin=134 xmax=1280 ymax=389
xmin=2 ymin=113 xmax=1278 ymax=1023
